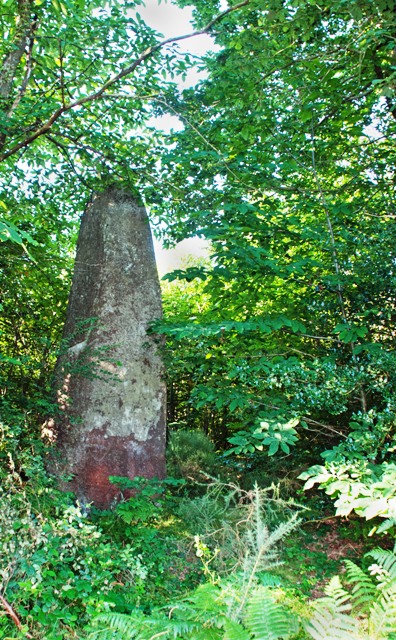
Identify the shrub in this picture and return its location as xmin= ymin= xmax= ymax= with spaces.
xmin=0 ymin=473 xmax=147 ymax=639
xmin=167 ymin=428 xmax=218 ymax=482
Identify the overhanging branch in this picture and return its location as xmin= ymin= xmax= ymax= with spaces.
xmin=0 ymin=0 xmax=250 ymax=163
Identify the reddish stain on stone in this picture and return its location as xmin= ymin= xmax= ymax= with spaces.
xmin=58 ymin=429 xmax=166 ymax=508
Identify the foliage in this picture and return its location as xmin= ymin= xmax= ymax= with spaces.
xmin=0 ymin=188 xmax=75 ymax=439
xmin=176 ymin=480 xmax=304 ymax=575
xmin=226 ymin=418 xmax=300 ymax=457
xmin=89 ymin=481 xmax=302 ymax=639
xmin=90 ymin=487 xmax=396 ymax=640
xmin=299 ymin=460 xmax=396 ymax=535
xmin=99 ymin=552 xmax=396 ymax=639
xmin=0 ymin=460 xmax=394 ymax=640
xmin=108 ymin=475 xmax=186 ymax=540
xmin=0 ymin=0 xmax=159 ymax=439
xmin=166 ymin=428 xmax=218 ymax=481
xmin=90 ymin=584 xmax=299 ymax=639
xmin=305 ymin=548 xmax=396 ymax=639
xmin=160 ymin=273 xmax=234 ymax=443
xmin=0 ymin=472 xmax=148 ymax=639
xmin=146 ymin=0 xmax=396 ymax=528
xmin=0 ymin=0 xmax=242 ymax=457
xmin=1 ymin=0 xmax=396 ymax=635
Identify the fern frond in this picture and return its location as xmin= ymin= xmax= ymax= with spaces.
xmin=87 ymin=629 xmax=120 ymax=640
xmin=344 ymin=560 xmax=376 ymax=611
xmin=304 ymin=606 xmax=360 ymax=640
xmin=231 ymin=485 xmax=300 ymax=618
xmin=223 ymin=618 xmax=252 ymax=640
xmin=305 ymin=578 xmax=359 ymax=640
xmin=376 ymin=517 xmax=396 ymax=535
xmin=366 ymin=549 xmax=396 ymax=580
xmin=137 ymin=617 xmax=199 ymax=640
xmin=86 ymin=627 xmax=120 ymax=640
xmin=91 ymin=611 xmax=142 ymax=638
xmin=92 ymin=610 xmax=200 ymax=640
xmin=185 ymin=582 xmax=223 ymax=613
xmin=180 ymin=581 xmax=226 ymax=630
xmin=258 ymin=573 xmax=283 ymax=588
xmin=323 ymin=576 xmax=352 ymax=613
xmin=367 ymin=548 xmax=396 ymax=580
xmin=244 ymin=587 xmax=298 ymax=639
xmin=242 ymin=485 xmax=301 ymax=574
xmin=368 ymin=590 xmax=396 ymax=639
xmin=191 ymin=629 xmax=223 ymax=639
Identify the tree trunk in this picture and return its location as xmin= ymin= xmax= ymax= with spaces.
xmin=51 ymin=185 xmax=166 ymax=507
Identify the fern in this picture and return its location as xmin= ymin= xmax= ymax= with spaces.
xmin=90 ymin=611 xmax=142 ymax=639
xmin=90 ymin=546 xmax=396 ymax=640
xmin=304 ymin=559 xmax=396 ymax=640
xmin=367 ymin=548 xmax=396 ymax=586
xmin=305 ymin=605 xmax=360 ymax=640
xmin=177 ymin=581 xmax=226 ymax=634
xmin=234 ymin=484 xmax=300 ymax=617
xmin=244 ymin=587 xmax=298 ymax=639
xmin=184 ymin=479 xmax=304 ymax=579
xmin=91 ymin=609 xmax=201 ymax=640
xmin=344 ymin=560 xmax=376 ymax=611
xmin=365 ymin=550 xmax=396 ymax=638
xmin=258 ymin=574 xmax=283 ymax=588
xmin=305 ymin=577 xmax=359 ymax=640
xmin=375 ymin=517 xmax=396 ymax=535
xmin=192 ymin=629 xmax=223 ymax=639
xmin=224 ymin=618 xmax=252 ymax=640
xmin=222 ymin=586 xmax=299 ymax=640
xmin=184 ymin=581 xmax=223 ymax=613
xmin=305 ymin=549 xmax=396 ymax=640
xmin=323 ymin=576 xmax=352 ymax=612
xmin=305 ymin=607 xmax=360 ymax=640
xmin=369 ymin=591 xmax=396 ymax=639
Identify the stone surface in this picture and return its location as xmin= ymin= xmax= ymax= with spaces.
xmin=52 ymin=186 xmax=166 ymax=507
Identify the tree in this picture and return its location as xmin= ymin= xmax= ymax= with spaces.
xmin=152 ymin=0 xmax=396 ymax=479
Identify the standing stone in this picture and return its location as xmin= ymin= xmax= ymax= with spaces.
xmin=52 ymin=186 xmax=166 ymax=507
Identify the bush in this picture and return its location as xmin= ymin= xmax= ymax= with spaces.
xmin=0 ymin=473 xmax=148 ymax=639
xmin=176 ymin=480 xmax=304 ymax=577
xmin=167 ymin=429 xmax=218 ymax=482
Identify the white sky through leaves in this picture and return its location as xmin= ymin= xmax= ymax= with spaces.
xmin=139 ymin=0 xmax=212 ymax=275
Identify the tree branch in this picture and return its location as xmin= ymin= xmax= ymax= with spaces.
xmin=0 ymin=0 xmax=250 ymax=163
xmin=7 ymin=15 xmax=38 ymax=117
xmin=0 ymin=594 xmax=33 ymax=639
xmin=0 ymin=0 xmax=34 ymax=102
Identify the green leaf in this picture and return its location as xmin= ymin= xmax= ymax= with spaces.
xmin=268 ymin=441 xmax=279 ymax=456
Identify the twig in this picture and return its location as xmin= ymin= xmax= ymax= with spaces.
xmin=0 ymin=594 xmax=33 ymax=638
xmin=301 ymin=417 xmax=345 ymax=438
xmin=59 ymin=39 xmax=65 ymax=108
xmin=302 ymin=516 xmax=339 ymax=526
xmin=0 ymin=0 xmax=250 ymax=162
xmin=45 ymin=133 xmax=94 ymax=188
xmin=154 ymin=95 xmax=252 ymax=189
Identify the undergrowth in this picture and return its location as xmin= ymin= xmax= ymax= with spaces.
xmin=88 ymin=484 xmax=396 ymax=639
xmin=1 ymin=449 xmax=395 ymax=639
